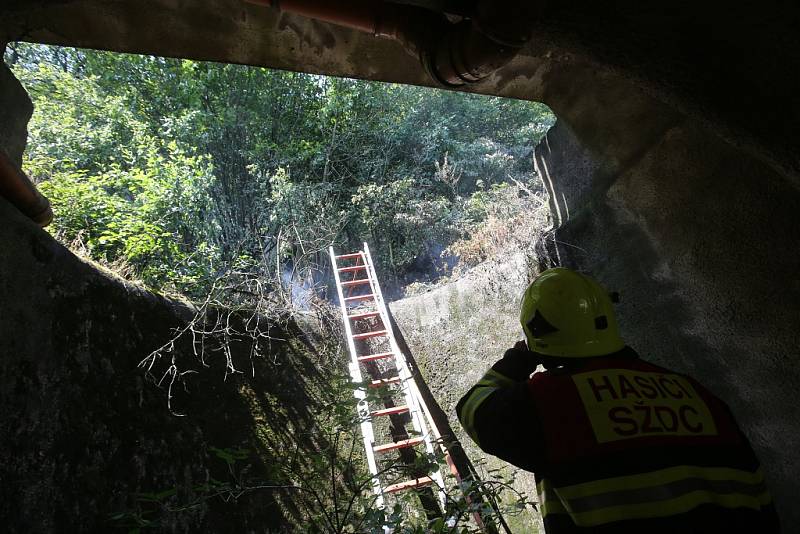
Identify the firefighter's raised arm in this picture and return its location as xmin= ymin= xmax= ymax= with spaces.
xmin=456 ymin=340 xmax=543 ymax=472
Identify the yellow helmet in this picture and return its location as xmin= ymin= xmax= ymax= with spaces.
xmin=520 ymin=268 xmax=624 ymax=358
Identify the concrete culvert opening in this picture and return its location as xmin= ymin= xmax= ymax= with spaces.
xmin=2 ymin=1 xmax=799 ymax=532
xmin=1 ymin=42 xmax=556 ymax=531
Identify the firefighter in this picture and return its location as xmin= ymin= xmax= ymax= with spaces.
xmin=456 ymin=267 xmax=779 ymax=533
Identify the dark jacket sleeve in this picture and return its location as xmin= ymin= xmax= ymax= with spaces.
xmin=456 ymin=342 xmax=545 ymax=473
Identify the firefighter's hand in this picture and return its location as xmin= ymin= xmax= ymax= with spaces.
xmin=498 ymin=340 xmax=540 ymax=378
xmin=507 ymin=340 xmax=536 ymax=359
xmin=513 ymin=340 xmax=529 ymax=352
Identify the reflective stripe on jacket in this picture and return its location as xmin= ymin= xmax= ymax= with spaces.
xmin=459 ymin=369 xmax=515 ymax=446
xmin=537 ymin=465 xmax=771 ymax=527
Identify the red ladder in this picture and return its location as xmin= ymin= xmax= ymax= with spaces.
xmin=329 ymin=242 xmax=446 ymax=512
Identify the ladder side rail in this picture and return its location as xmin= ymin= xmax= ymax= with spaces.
xmin=362 ymin=242 xmax=423 ymax=434
xmin=400 ymin=359 xmax=448 ymax=511
xmin=362 ymin=242 xmax=447 ymax=510
xmin=330 ymin=247 xmax=384 ymax=508
xmin=360 ymin=244 xmax=431 ymax=438
xmin=405 ymin=373 xmax=460 ymax=515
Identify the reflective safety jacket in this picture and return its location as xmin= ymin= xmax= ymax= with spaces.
xmin=456 ymin=346 xmax=779 ymax=533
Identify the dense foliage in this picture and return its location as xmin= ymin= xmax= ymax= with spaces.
xmin=6 ymin=43 xmax=554 ymax=299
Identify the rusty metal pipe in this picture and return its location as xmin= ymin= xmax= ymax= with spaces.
xmin=0 ymin=150 xmax=53 ymax=227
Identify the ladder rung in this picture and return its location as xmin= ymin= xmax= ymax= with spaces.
xmin=344 ymin=294 xmax=375 ymax=302
xmin=369 ymin=376 xmax=402 ymax=388
xmin=339 ymin=265 xmax=367 ymax=273
xmin=371 ymin=405 xmax=410 ymax=417
xmin=348 ymin=311 xmax=381 ymax=320
xmin=384 ymin=476 xmax=434 ymax=494
xmin=352 ymin=330 xmax=388 ymax=340
xmin=374 ymin=437 xmax=424 ymax=454
xmin=341 ymin=279 xmax=371 ymax=287
xmin=336 ymin=252 xmax=364 ymax=260
xmin=357 ymin=352 xmax=395 ymax=363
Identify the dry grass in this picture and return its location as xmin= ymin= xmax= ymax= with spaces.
xmin=447 ymin=182 xmax=552 ymax=275
xmin=59 ymin=230 xmax=147 ymax=287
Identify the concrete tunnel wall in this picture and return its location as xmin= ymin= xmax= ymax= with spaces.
xmin=2 ymin=1 xmax=800 ymax=527
xmin=533 ymin=111 xmax=800 ymax=528
xmin=390 ymin=51 xmax=800 ymax=528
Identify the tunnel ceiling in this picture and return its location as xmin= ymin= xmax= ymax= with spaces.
xmin=2 ymin=1 xmax=799 ymax=184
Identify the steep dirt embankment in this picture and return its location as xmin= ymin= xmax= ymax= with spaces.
xmin=390 ymin=253 xmax=543 ymax=532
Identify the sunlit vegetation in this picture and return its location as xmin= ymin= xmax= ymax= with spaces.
xmin=7 ymin=43 xmax=554 ymax=299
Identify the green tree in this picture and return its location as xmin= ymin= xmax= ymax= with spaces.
xmin=8 ymin=42 xmax=555 ymax=296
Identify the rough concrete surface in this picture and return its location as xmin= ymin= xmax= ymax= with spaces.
xmin=535 ymin=118 xmax=800 ymax=529
xmin=390 ymin=253 xmax=544 ymax=532
xmin=534 ymin=119 xmax=599 ymax=230
xmin=2 ymin=2 xmax=799 ymax=182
